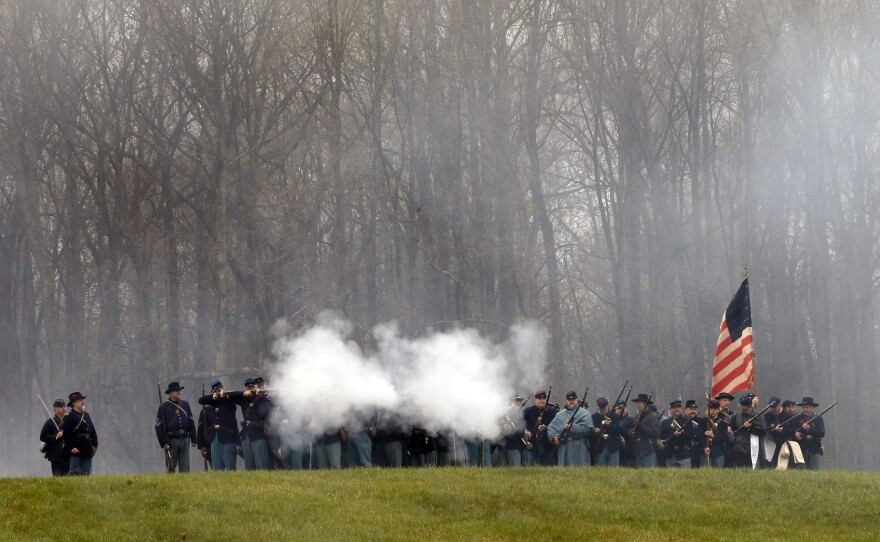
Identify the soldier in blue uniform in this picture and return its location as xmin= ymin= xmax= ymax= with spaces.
xmin=155 ymin=382 xmax=197 ymax=473
xmin=616 ymin=400 xmax=636 ymax=467
xmin=714 ymin=392 xmax=736 ymax=467
xmin=197 ymin=380 xmax=241 ymax=471
xmin=501 ymin=396 xmax=528 ymax=467
xmin=659 ymin=399 xmax=696 ymax=468
xmin=227 ymin=377 xmax=274 ymax=470
xmin=591 ymin=397 xmax=622 ymax=467
xmin=630 ymin=393 xmax=659 ymax=468
xmin=547 ymin=390 xmax=593 ymax=466
xmin=698 ymin=399 xmax=728 ymax=467
xmin=793 ymin=397 xmax=825 ymax=470
xmin=61 ymin=392 xmax=98 ymax=475
xmin=522 ymin=390 xmax=558 ymax=466
xmin=39 ymin=399 xmax=69 ymax=476
xmin=683 ymin=399 xmax=702 ymax=467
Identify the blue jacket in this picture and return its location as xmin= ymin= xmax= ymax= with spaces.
xmin=62 ymin=409 xmax=98 ymax=459
xmin=155 ymin=399 xmax=196 ymax=447
xmin=592 ymin=411 xmax=622 ymax=454
xmin=227 ymin=391 xmax=273 ymax=441
xmin=198 ymin=394 xmax=241 ymax=445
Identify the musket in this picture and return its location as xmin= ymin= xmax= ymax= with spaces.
xmin=157 ymin=378 xmax=174 ymax=473
xmin=659 ymin=415 xmax=699 ymax=445
xmin=554 ymin=387 xmax=588 ymax=450
xmin=732 ymin=400 xmax=776 ymax=434
xmin=790 ymin=401 xmax=838 ymax=429
xmin=201 ymin=383 xmax=210 ymax=471
xmin=704 ymin=391 xmax=714 ymax=467
xmin=37 ymin=394 xmax=61 ymax=432
xmin=503 ymin=396 xmax=530 ymax=448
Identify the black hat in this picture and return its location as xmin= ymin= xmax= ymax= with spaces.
xmin=685 ymin=399 xmax=698 ymax=408
xmin=739 ymin=395 xmax=753 ymax=407
xmin=631 ymin=393 xmax=653 ymax=405
xmin=253 ymin=377 xmax=265 ymax=385
xmin=596 ymin=397 xmax=609 ymax=408
xmin=211 ymin=379 xmax=223 ymax=390
xmin=669 ymin=399 xmax=682 ymax=407
xmin=782 ymin=399 xmax=797 ymax=408
xmin=714 ymin=392 xmax=735 ymax=401
xmin=53 ymin=398 xmax=65 ymax=408
xmin=534 ymin=390 xmax=548 ymax=399
xmin=709 ymin=399 xmax=721 ymax=408
xmin=67 ymin=392 xmax=86 ymax=407
xmin=614 ymin=400 xmax=626 ymax=408
xmin=797 ymin=397 xmax=819 ymax=407
xmin=769 ymin=396 xmax=781 ymax=406
xmin=565 ymin=390 xmax=578 ymax=400
xmin=244 ymin=377 xmax=256 ymax=387
xmin=165 ymin=382 xmax=185 ymax=394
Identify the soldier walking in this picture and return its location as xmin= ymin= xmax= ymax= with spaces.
xmin=39 ymin=399 xmax=69 ymax=476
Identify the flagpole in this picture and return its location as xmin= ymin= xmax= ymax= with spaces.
xmin=744 ymin=263 xmax=757 ymax=400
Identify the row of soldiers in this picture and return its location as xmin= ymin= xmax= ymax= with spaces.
xmin=39 ymin=380 xmax=829 ymax=475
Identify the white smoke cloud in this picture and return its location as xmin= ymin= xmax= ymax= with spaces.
xmin=269 ymin=311 xmax=548 ymax=440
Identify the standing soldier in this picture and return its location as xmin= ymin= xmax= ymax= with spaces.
xmin=155 ymin=382 xmax=197 ymax=473
xmin=683 ymin=399 xmax=702 ymax=467
xmin=714 ymin=392 xmax=735 ymax=467
xmin=698 ymin=399 xmax=728 ymax=467
xmin=228 ymin=377 xmax=274 ymax=470
xmin=591 ymin=397 xmax=622 ymax=467
xmin=197 ymin=380 xmax=241 ymax=471
xmin=763 ymin=397 xmax=787 ymax=467
xmin=39 ymin=399 xmax=69 ymax=476
xmin=793 ymin=397 xmax=825 ymax=470
xmin=522 ymin=390 xmax=558 ymax=466
xmin=501 ymin=397 xmax=527 ymax=467
xmin=616 ymin=400 xmax=636 ymax=467
xmin=62 ymin=392 xmax=98 ymax=475
xmin=659 ymin=399 xmax=694 ymax=468
xmin=547 ymin=390 xmax=593 ymax=466
xmin=629 ymin=393 xmax=659 ymax=468
xmin=729 ymin=395 xmax=766 ymax=468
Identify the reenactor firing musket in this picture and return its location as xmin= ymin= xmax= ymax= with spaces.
xmin=156 ymin=378 xmax=173 ymax=473
xmin=554 ymin=386 xmax=588 ymax=451
xmin=732 ymin=399 xmax=777 ymax=434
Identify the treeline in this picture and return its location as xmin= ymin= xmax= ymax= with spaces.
xmin=0 ymin=0 xmax=877 ymax=472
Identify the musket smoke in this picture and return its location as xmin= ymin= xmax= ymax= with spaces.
xmin=269 ymin=311 xmax=548 ymax=440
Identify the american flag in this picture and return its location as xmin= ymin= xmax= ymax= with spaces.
xmin=711 ymin=275 xmax=755 ymax=397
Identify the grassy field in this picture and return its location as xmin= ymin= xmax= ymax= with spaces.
xmin=1 ymin=468 xmax=878 ymax=541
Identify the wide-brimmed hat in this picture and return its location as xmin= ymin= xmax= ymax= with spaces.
xmin=165 ymin=381 xmax=185 ymax=394
xmin=67 ymin=392 xmax=86 ymax=407
xmin=631 ymin=393 xmax=653 ymax=405
xmin=714 ymin=392 xmax=735 ymax=401
xmin=797 ymin=397 xmax=819 ymax=407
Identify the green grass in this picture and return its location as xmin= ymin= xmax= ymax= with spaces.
xmin=1 ymin=468 xmax=878 ymax=541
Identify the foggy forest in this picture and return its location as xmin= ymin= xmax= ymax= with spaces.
xmin=1 ymin=0 xmax=878 ymax=474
